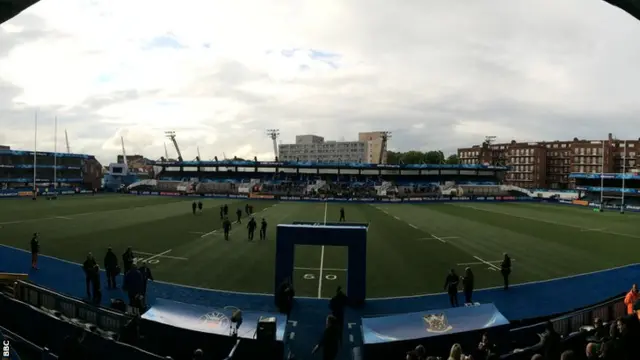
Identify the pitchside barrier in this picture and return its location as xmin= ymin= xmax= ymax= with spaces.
xmin=128 ymin=190 xmax=541 ymax=203
xmin=0 ymin=188 xmax=93 ymax=198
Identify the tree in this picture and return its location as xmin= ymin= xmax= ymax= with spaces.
xmin=387 ymin=151 xmax=402 ymax=165
xmin=446 ymin=154 xmax=460 ymax=164
xmin=385 ymin=150 xmax=457 ymax=164
xmin=424 ymin=151 xmax=445 ymax=164
xmin=400 ymin=151 xmax=426 ymax=165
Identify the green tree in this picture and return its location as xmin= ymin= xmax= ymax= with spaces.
xmin=386 ymin=151 xmax=402 ymax=165
xmin=385 ymin=150 xmax=457 ymax=164
xmin=424 ymin=150 xmax=445 ymax=164
xmin=400 ymin=151 xmax=426 ymax=164
xmin=446 ymin=154 xmax=460 ymax=164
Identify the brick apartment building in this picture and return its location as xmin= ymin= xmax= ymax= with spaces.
xmin=458 ymin=134 xmax=640 ymax=189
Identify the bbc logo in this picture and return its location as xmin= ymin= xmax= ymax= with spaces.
xmin=2 ymin=339 xmax=10 ymax=359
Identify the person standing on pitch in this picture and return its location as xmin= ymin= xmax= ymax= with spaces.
xmin=192 ymin=201 xmax=197 ymax=215
xmin=30 ymin=232 xmax=40 ymax=270
xmin=462 ymin=267 xmax=474 ymax=304
xmin=223 ymin=217 xmax=232 ymax=240
xmin=444 ymin=269 xmax=460 ymax=307
xmin=501 ymin=253 xmax=511 ymax=290
xmin=198 ymin=201 xmax=203 ymax=213
xmin=339 ymin=207 xmax=345 ymax=222
xmin=236 ymin=208 xmax=242 ymax=223
xmin=247 ymin=217 xmax=257 ymax=241
xmin=260 ymin=218 xmax=268 ymax=240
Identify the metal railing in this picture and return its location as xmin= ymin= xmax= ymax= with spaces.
xmin=14 ymin=280 xmax=131 ymax=333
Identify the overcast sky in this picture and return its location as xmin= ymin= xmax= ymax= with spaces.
xmin=1 ymin=0 xmax=640 ymax=165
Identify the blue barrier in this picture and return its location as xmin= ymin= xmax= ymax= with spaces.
xmin=362 ymin=304 xmax=509 ymax=344
xmin=0 ymin=189 xmax=93 ymax=198
xmin=129 ymin=190 xmax=539 ymax=204
xmin=141 ymin=298 xmax=287 ymax=340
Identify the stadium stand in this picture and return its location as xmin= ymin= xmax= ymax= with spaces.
xmin=3 ymin=160 xmax=640 ymax=360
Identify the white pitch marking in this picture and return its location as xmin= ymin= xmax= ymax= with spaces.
xmin=200 ymin=229 xmax=218 ymax=238
xmin=408 ymin=224 xmax=418 ymax=229
xmin=452 ymin=203 xmax=640 ymax=239
xmin=55 ymin=216 xmax=73 ymax=220
xmin=144 ymin=249 xmax=173 ymax=262
xmin=457 ymin=259 xmax=514 ymax=266
xmin=473 ymin=256 xmax=502 ymax=271
xmin=294 ymin=267 xmax=347 ymax=272
xmin=289 ymin=332 xmax=295 ymax=340
xmin=317 ymin=202 xmax=328 ymax=299
xmin=135 ymin=250 xmax=188 ymax=261
xmin=581 ymin=228 xmax=606 ymax=232
xmin=431 ymin=235 xmax=447 ymax=243
xmin=393 ymin=216 xmax=401 ymax=220
xmin=349 ymin=335 xmax=354 ymax=343
xmin=189 ymin=231 xmax=206 ymax=235
xmin=0 ymin=220 xmax=23 ymax=225
xmin=383 ymin=211 xmax=389 ymax=215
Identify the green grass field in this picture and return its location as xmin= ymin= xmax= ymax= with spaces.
xmin=1 ymin=195 xmax=639 ymax=299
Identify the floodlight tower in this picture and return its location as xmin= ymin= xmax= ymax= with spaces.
xmin=379 ymin=131 xmax=392 ymax=164
xmin=165 ymin=131 xmax=184 ymax=162
xmin=64 ymin=129 xmax=71 ymax=153
xmin=121 ymin=136 xmax=128 ymax=167
xmin=266 ymin=129 xmax=280 ymax=160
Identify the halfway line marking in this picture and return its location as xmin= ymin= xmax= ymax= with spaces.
xmin=318 ymin=202 xmax=328 ymax=299
xmin=294 ymin=267 xmax=347 ymax=272
xmin=408 ymin=224 xmax=418 ymax=229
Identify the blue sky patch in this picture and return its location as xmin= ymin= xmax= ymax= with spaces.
xmin=143 ymin=35 xmax=184 ymax=50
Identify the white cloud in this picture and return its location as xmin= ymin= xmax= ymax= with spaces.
xmin=1 ymin=0 xmax=640 ymax=165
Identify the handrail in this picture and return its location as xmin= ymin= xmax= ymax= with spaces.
xmin=14 ymin=280 xmax=131 ymax=333
xmin=224 ymin=339 xmax=241 ymax=360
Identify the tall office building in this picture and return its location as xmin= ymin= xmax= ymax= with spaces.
xmin=279 ymin=134 xmax=367 ymax=163
xmin=358 ymin=132 xmax=388 ymax=164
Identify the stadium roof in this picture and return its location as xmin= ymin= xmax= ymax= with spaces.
xmin=0 ymin=0 xmax=39 ymax=24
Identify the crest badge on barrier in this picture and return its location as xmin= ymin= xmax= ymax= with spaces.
xmin=423 ymin=313 xmax=453 ymax=333
xmin=200 ymin=311 xmax=231 ymax=329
